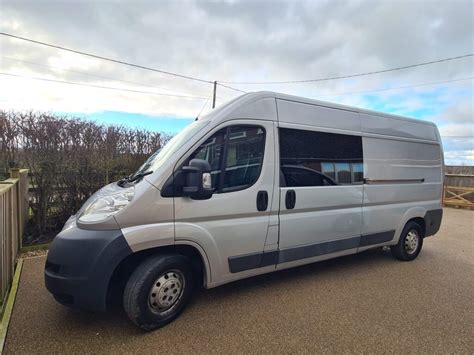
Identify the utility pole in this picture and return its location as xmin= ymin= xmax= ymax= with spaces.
xmin=212 ymin=81 xmax=217 ymax=109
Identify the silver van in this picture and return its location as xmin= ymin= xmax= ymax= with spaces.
xmin=45 ymin=91 xmax=444 ymax=330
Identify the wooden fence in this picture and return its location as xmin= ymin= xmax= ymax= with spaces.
xmin=444 ymin=166 xmax=474 ymax=209
xmin=0 ymin=169 xmax=29 ymax=309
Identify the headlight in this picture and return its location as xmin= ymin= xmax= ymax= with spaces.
xmin=79 ymin=186 xmax=134 ymax=223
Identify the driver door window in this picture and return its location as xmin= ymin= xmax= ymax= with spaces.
xmin=188 ymin=125 xmax=265 ymax=193
xmin=189 ymin=129 xmax=226 ymax=190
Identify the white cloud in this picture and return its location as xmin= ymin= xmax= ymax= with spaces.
xmin=443 ymin=149 xmax=474 ymax=165
xmin=0 ymin=0 xmax=473 ymax=162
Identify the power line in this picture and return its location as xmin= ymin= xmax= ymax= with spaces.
xmin=0 ymin=72 xmax=211 ymax=100
xmin=196 ymin=92 xmax=213 ymax=119
xmin=316 ymin=76 xmax=473 ymax=97
xmin=0 ymin=32 xmax=213 ymax=84
xmin=1 ymin=56 xmax=210 ymax=97
xmin=1 ymin=55 xmax=209 ymax=96
xmin=216 ymin=82 xmax=247 ymax=93
xmin=220 ymin=54 xmax=474 ymax=85
xmin=2 ymin=31 xmax=472 ymax=100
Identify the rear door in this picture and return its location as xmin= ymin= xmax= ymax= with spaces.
xmin=277 ymin=126 xmax=365 ymax=268
xmin=174 ymin=120 xmax=277 ymax=284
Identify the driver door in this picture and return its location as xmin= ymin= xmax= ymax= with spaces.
xmin=174 ymin=120 xmax=277 ymax=285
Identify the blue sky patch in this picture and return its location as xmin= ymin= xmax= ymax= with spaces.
xmin=58 ymin=111 xmax=195 ymax=134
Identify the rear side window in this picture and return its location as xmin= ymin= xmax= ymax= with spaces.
xmin=279 ymin=128 xmax=363 ymax=187
xmin=189 ymin=125 xmax=265 ymax=193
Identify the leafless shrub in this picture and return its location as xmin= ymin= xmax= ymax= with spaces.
xmin=0 ymin=111 xmax=171 ymax=244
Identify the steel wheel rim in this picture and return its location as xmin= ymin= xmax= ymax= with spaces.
xmin=405 ymin=230 xmax=419 ymax=255
xmin=148 ymin=269 xmax=185 ymax=314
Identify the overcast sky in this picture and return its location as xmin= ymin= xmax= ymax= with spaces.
xmin=0 ymin=0 xmax=473 ymax=164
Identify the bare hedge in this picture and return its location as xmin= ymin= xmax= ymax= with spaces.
xmin=0 ymin=111 xmax=170 ymax=244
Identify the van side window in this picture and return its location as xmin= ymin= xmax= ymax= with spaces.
xmin=279 ymin=128 xmax=363 ymax=187
xmin=189 ymin=125 xmax=265 ymax=193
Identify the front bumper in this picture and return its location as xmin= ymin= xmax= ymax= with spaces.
xmin=44 ymin=221 xmax=132 ymax=311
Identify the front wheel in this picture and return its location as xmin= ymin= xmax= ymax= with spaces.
xmin=390 ymin=221 xmax=424 ymax=261
xmin=123 ymin=254 xmax=195 ymax=331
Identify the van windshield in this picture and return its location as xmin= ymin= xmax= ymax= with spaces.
xmin=132 ymin=120 xmax=208 ymax=178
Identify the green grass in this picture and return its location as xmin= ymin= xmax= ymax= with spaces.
xmin=19 ymin=243 xmax=50 ymax=253
xmin=0 ymin=259 xmax=23 ymax=353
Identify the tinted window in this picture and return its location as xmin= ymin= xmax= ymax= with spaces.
xmin=279 ymin=128 xmax=363 ymax=187
xmin=189 ymin=125 xmax=265 ymax=193
xmin=189 ymin=129 xmax=226 ymax=190
xmin=281 ymin=166 xmax=336 ymax=187
xmin=335 ymin=163 xmax=351 ymax=184
xmin=352 ymin=163 xmax=364 ymax=183
xmin=222 ymin=126 xmax=265 ymax=192
xmin=321 ymin=162 xmax=336 ymax=181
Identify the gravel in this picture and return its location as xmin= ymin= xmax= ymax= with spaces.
xmin=4 ymin=208 xmax=473 ymax=354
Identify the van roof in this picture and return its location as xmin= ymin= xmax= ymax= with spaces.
xmin=201 ymin=90 xmax=440 ymax=142
xmin=245 ymin=91 xmax=437 ymax=127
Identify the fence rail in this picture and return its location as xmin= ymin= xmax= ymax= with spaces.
xmin=443 ymin=166 xmax=474 ymax=209
xmin=443 ymin=186 xmax=474 ymax=208
xmin=0 ymin=169 xmax=29 ymax=309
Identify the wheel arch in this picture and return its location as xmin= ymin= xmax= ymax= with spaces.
xmin=408 ymin=217 xmax=426 ymax=237
xmin=106 ymin=242 xmax=210 ymax=307
xmin=395 ymin=207 xmax=427 ymax=243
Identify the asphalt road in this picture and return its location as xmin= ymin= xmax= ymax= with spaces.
xmin=4 ymin=208 xmax=473 ymax=354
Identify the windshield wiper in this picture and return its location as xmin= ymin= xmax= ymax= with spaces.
xmin=128 ymin=170 xmax=153 ymax=183
xmin=118 ymin=171 xmax=153 ymax=187
xmin=118 ymin=175 xmax=132 ymax=187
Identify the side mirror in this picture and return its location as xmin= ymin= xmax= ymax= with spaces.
xmin=182 ymin=159 xmax=213 ymax=200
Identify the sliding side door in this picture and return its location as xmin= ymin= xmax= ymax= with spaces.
xmin=277 ymin=126 xmax=364 ymax=268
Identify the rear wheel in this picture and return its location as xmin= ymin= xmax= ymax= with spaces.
xmin=123 ymin=254 xmax=195 ymax=331
xmin=390 ymin=221 xmax=424 ymax=261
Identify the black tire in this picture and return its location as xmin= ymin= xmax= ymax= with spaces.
xmin=390 ymin=221 xmax=424 ymax=261
xmin=123 ymin=254 xmax=195 ymax=331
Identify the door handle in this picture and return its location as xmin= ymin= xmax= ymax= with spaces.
xmin=285 ymin=190 xmax=296 ymax=209
xmin=256 ymin=190 xmax=268 ymax=211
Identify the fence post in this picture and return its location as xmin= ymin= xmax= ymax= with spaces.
xmin=442 ymin=179 xmax=446 ymax=206
xmin=10 ymin=168 xmax=20 ymax=179
xmin=10 ymin=168 xmax=28 ymax=248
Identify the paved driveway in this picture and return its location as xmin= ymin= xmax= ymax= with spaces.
xmin=4 ymin=208 xmax=473 ymax=354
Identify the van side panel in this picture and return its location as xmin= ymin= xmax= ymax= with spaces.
xmin=360 ymin=113 xmax=438 ymax=141
xmin=278 ymin=186 xmax=363 ymax=251
xmin=277 ymin=99 xmax=360 ymax=132
xmin=227 ymin=97 xmax=278 ymax=121
xmin=360 ymin=131 xmax=443 ymax=248
xmin=363 ymin=138 xmax=442 ymax=183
